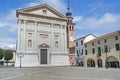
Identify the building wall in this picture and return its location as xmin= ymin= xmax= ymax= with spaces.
xmin=74 ymin=34 xmax=96 ymax=66
xmin=85 ymin=31 xmax=120 ymax=68
xmin=15 ymin=4 xmax=70 ymax=67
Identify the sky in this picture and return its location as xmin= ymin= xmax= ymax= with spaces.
xmin=0 ymin=0 xmax=120 ymax=49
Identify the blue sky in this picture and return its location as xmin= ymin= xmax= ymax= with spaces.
xmin=0 ymin=0 xmax=120 ymax=49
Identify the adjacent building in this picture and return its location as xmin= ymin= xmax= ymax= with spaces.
xmin=15 ymin=4 xmax=70 ymax=67
xmin=85 ymin=30 xmax=120 ymax=68
xmin=74 ymin=34 xmax=96 ymax=66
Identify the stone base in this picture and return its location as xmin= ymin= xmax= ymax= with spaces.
xmin=51 ymin=54 xmax=70 ymax=65
xmin=15 ymin=53 xmax=70 ymax=67
xmin=15 ymin=54 xmax=39 ymax=67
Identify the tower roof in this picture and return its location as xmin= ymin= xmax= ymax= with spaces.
xmin=66 ymin=1 xmax=72 ymax=17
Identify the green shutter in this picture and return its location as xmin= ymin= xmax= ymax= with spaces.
xmin=98 ymin=47 xmax=101 ymax=56
xmin=116 ymin=43 xmax=120 ymax=51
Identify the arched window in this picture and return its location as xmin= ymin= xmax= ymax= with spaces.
xmin=69 ymin=26 xmax=71 ymax=30
xmin=55 ymin=41 xmax=58 ymax=48
xmin=28 ymin=40 xmax=32 ymax=48
xmin=72 ymin=26 xmax=74 ymax=30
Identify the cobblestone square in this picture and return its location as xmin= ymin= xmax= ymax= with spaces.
xmin=0 ymin=67 xmax=120 ymax=80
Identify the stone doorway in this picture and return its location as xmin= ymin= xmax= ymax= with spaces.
xmin=41 ymin=49 xmax=47 ymax=64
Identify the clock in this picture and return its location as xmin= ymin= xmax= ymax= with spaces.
xmin=69 ymin=37 xmax=74 ymax=41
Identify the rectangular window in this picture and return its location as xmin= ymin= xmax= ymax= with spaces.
xmin=81 ymin=40 xmax=83 ymax=45
xmin=98 ymin=47 xmax=101 ymax=56
xmin=76 ymin=42 xmax=78 ymax=47
xmin=92 ymin=43 xmax=94 ymax=46
xmin=85 ymin=50 xmax=87 ymax=55
xmin=115 ymin=36 xmax=118 ymax=40
xmin=92 ymin=48 xmax=95 ymax=54
xmin=81 ymin=49 xmax=83 ymax=55
xmin=98 ymin=41 xmax=100 ymax=45
xmin=104 ymin=45 xmax=108 ymax=52
xmin=76 ymin=50 xmax=79 ymax=56
xmin=116 ymin=43 xmax=120 ymax=51
xmin=104 ymin=39 xmax=107 ymax=43
xmin=85 ymin=44 xmax=87 ymax=48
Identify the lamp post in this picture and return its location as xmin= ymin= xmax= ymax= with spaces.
xmin=17 ymin=52 xmax=24 ymax=68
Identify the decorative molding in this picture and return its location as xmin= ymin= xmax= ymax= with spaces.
xmin=38 ymin=43 xmax=49 ymax=48
xmin=22 ymin=53 xmax=38 ymax=55
xmin=37 ymin=30 xmax=51 ymax=34
xmin=18 ymin=15 xmax=66 ymax=25
xmin=26 ymin=29 xmax=34 ymax=32
xmin=40 ymin=34 xmax=48 ymax=38
xmin=54 ymin=32 xmax=60 ymax=34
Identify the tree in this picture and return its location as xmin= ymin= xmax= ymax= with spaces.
xmin=0 ymin=48 xmax=3 ymax=60
xmin=4 ymin=50 xmax=13 ymax=66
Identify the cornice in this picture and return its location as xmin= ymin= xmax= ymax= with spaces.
xmin=17 ymin=12 xmax=67 ymax=21
xmin=16 ymin=4 xmax=66 ymax=19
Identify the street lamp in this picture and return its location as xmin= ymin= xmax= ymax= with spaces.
xmin=17 ymin=52 xmax=24 ymax=68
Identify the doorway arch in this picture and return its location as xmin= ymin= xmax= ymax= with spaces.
xmin=107 ymin=56 xmax=119 ymax=68
xmin=87 ymin=58 xmax=95 ymax=67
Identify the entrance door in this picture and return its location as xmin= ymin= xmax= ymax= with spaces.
xmin=41 ymin=49 xmax=47 ymax=64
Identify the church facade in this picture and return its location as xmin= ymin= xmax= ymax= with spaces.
xmin=15 ymin=4 xmax=69 ymax=67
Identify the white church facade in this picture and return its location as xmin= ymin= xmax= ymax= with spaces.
xmin=15 ymin=4 xmax=69 ymax=67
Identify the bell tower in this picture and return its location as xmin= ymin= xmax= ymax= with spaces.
xmin=66 ymin=2 xmax=75 ymax=54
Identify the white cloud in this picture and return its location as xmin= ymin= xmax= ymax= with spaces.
xmin=0 ymin=38 xmax=16 ymax=49
xmin=0 ymin=9 xmax=17 ymax=49
xmin=0 ymin=9 xmax=17 ymax=32
xmin=75 ymin=13 xmax=120 ymax=38
xmin=0 ymin=43 xmax=16 ymax=50
xmin=73 ymin=16 xmax=82 ymax=22
xmin=25 ymin=0 xmax=66 ymax=14
xmin=76 ymin=13 xmax=120 ymax=30
xmin=45 ymin=0 xmax=66 ymax=13
xmin=88 ymin=1 xmax=104 ymax=13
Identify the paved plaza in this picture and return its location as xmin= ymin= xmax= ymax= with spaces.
xmin=0 ymin=66 xmax=120 ymax=80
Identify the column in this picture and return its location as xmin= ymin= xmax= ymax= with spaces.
xmin=51 ymin=24 xmax=53 ymax=52
xmin=17 ymin=19 xmax=21 ymax=52
xmin=34 ymin=22 xmax=37 ymax=52
xmin=50 ymin=23 xmax=53 ymax=64
xmin=64 ymin=25 xmax=67 ymax=54
xmin=60 ymin=25 xmax=62 ymax=53
xmin=23 ymin=20 xmax=27 ymax=53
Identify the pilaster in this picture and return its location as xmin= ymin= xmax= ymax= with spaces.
xmin=23 ymin=20 xmax=27 ymax=52
xmin=49 ymin=23 xmax=53 ymax=64
xmin=64 ymin=25 xmax=67 ymax=53
xmin=34 ymin=22 xmax=37 ymax=52
xmin=60 ymin=25 xmax=62 ymax=53
xmin=17 ymin=19 xmax=21 ymax=52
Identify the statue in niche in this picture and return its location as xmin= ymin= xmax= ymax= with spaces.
xmin=28 ymin=40 xmax=32 ymax=48
xmin=55 ymin=41 xmax=58 ymax=48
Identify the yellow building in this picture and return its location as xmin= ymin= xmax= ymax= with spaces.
xmin=85 ymin=30 xmax=120 ymax=68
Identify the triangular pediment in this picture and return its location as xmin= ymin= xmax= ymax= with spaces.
xmin=17 ymin=4 xmax=66 ymax=19
xmin=38 ymin=43 xmax=49 ymax=48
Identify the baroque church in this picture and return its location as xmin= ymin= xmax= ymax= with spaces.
xmin=15 ymin=3 xmax=75 ymax=67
